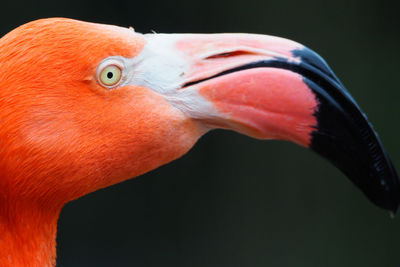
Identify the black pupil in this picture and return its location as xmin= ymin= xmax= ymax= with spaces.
xmin=107 ymin=72 xmax=113 ymax=79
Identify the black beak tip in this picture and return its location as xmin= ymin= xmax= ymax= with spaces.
xmin=291 ymin=47 xmax=400 ymax=214
xmin=373 ymin=159 xmax=400 ymax=214
xmin=311 ymin=122 xmax=400 ymax=214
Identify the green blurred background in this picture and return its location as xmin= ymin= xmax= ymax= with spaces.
xmin=2 ymin=0 xmax=399 ymax=266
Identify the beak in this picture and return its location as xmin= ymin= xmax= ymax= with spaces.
xmin=133 ymin=33 xmax=400 ymax=213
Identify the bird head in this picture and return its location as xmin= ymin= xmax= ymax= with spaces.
xmin=0 ymin=18 xmax=398 ymax=212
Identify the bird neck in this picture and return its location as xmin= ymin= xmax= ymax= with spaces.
xmin=0 ymin=198 xmax=61 ymax=267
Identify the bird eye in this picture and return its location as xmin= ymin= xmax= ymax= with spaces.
xmin=98 ymin=65 xmax=122 ymax=87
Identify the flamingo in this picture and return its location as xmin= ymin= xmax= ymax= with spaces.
xmin=0 ymin=18 xmax=398 ymax=266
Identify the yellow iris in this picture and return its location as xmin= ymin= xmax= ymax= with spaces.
xmin=99 ymin=65 xmax=122 ymax=87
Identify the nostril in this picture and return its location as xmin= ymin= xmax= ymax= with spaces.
xmin=205 ymin=50 xmax=256 ymax=59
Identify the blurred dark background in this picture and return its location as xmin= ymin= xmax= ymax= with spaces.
xmin=2 ymin=0 xmax=400 ymax=266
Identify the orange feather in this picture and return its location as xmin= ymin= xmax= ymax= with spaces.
xmin=0 ymin=18 xmax=203 ymax=266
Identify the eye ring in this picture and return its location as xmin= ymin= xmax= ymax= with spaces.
xmin=96 ymin=59 xmax=124 ymax=88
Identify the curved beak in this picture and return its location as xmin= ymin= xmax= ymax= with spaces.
xmin=134 ymin=33 xmax=400 ymax=213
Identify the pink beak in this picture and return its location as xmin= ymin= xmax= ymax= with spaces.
xmin=136 ymin=33 xmax=400 ymax=213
